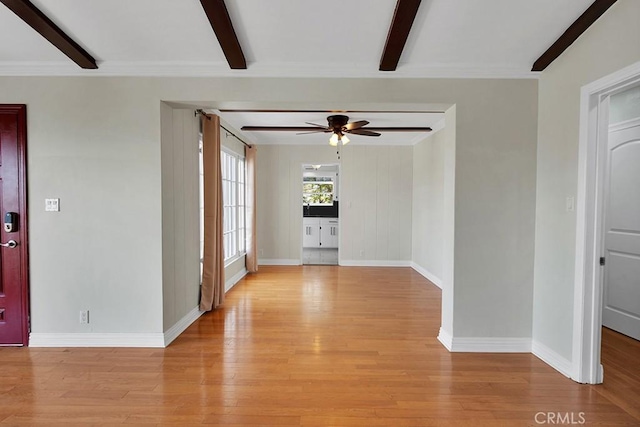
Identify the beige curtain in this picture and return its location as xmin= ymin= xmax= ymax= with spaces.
xmin=245 ymin=144 xmax=258 ymax=273
xmin=200 ymin=114 xmax=225 ymax=311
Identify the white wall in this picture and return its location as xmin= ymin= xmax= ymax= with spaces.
xmin=256 ymin=144 xmax=413 ymax=264
xmin=340 ymin=145 xmax=413 ymax=263
xmin=0 ymin=75 xmax=537 ymax=345
xmin=2 ymin=78 xmax=164 ymax=336
xmin=257 ymin=145 xmax=335 ymax=263
xmin=160 ymin=110 xmax=247 ymax=333
xmin=412 ymin=119 xmax=448 ymax=284
xmin=452 ymin=83 xmax=537 ymax=339
xmin=160 ymin=106 xmax=200 ymax=332
xmin=534 ymin=0 xmax=640 ymax=360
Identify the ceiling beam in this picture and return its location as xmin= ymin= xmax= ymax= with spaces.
xmin=199 ymin=0 xmax=246 ymax=69
xmin=531 ymin=0 xmax=617 ymax=72
xmin=0 ymin=0 xmax=97 ymax=69
xmin=379 ymin=0 xmax=422 ymax=71
xmin=241 ymin=126 xmax=432 ymax=132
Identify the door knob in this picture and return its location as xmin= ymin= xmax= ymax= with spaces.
xmin=0 ymin=240 xmax=18 ymax=248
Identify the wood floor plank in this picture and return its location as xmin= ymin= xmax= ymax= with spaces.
xmin=0 ymin=266 xmax=638 ymax=425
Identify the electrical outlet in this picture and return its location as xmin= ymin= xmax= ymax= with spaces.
xmin=260 ymin=249 xmax=264 ymax=256
xmin=360 ymin=250 xmax=364 ymax=256
xmin=79 ymin=310 xmax=89 ymax=324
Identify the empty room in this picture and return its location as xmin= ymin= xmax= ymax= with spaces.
xmin=1 ymin=0 xmax=639 ymax=425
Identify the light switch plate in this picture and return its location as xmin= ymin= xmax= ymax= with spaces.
xmin=45 ymin=198 xmax=60 ymax=212
xmin=566 ymin=196 xmax=575 ymax=212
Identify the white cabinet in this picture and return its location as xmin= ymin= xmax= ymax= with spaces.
xmin=320 ymin=218 xmax=339 ymax=248
xmin=303 ymin=218 xmax=320 ymax=248
xmin=303 ymin=218 xmax=338 ymax=248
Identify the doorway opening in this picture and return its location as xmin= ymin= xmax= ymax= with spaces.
xmin=574 ymin=61 xmax=640 ymax=384
xmin=301 ymin=163 xmax=339 ymax=265
xmin=602 ymin=85 xmax=640 ymax=343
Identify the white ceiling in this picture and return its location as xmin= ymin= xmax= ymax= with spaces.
xmin=0 ymin=0 xmax=593 ymax=78
xmin=0 ymin=0 xmax=594 ymax=146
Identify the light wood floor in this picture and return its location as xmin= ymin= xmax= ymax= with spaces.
xmin=1 ymin=266 xmax=639 ymax=426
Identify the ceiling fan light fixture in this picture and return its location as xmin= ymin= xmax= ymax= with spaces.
xmin=329 ymin=132 xmax=349 ymax=146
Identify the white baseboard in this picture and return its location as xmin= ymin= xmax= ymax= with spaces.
xmin=29 ymin=332 xmax=165 ymax=348
xmin=532 ymin=340 xmax=573 ymax=378
xmin=259 ymin=259 xmax=300 ymax=265
xmin=450 ymin=337 xmax=531 ymax=353
xmin=438 ymin=328 xmax=531 ymax=353
xmin=163 ymin=306 xmax=204 ymax=346
xmin=439 ymin=334 xmax=532 ymax=353
xmin=225 ymin=268 xmax=248 ymax=292
xmin=339 ymin=260 xmax=412 ymax=267
xmin=437 ymin=328 xmax=453 ymax=351
xmin=410 ymin=262 xmax=443 ymax=289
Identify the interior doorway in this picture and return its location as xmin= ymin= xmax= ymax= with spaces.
xmin=602 ymin=85 xmax=640 ymax=342
xmin=301 ymin=163 xmax=339 ymax=265
xmin=574 ymin=61 xmax=640 ymax=384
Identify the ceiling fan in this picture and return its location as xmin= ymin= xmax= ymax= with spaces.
xmin=299 ymin=115 xmax=378 ymax=146
xmin=241 ymin=114 xmax=433 ymax=146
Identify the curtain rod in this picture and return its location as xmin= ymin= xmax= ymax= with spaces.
xmin=195 ymin=109 xmax=252 ymax=148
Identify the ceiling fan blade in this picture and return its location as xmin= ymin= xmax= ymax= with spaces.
xmin=305 ymin=122 xmax=329 ymax=129
xmin=347 ymin=129 xmax=381 ymax=137
xmin=242 ymin=126 xmax=330 ymax=132
xmin=344 ymin=120 xmax=369 ymax=131
xmin=365 ymin=127 xmax=432 ymax=132
xmin=296 ymin=130 xmax=332 ymax=135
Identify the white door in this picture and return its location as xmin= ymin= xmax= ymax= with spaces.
xmin=602 ymin=121 xmax=640 ymax=341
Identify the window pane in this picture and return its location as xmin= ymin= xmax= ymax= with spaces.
xmin=221 ymin=151 xmax=246 ymax=261
xmin=239 ymin=160 xmax=245 ymax=184
xmin=221 ymin=152 xmax=228 ymax=177
xmin=239 ymin=228 xmax=246 ymax=253
xmin=228 ymin=155 xmax=235 ymax=181
xmin=238 ymin=183 xmax=245 ymax=207
xmin=229 ymin=182 xmax=238 ymax=206
xmin=222 ymin=181 xmax=228 ymax=206
xmin=230 ymin=206 xmax=237 ymax=232
xmin=239 ymin=208 xmax=245 ymax=231
xmin=230 ymin=230 xmax=237 ymax=257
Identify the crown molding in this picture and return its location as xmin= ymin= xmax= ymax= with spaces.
xmin=0 ymin=60 xmax=541 ymax=79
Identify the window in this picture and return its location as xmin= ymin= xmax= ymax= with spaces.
xmin=222 ymin=150 xmax=246 ymax=262
xmin=199 ymin=143 xmax=247 ymax=279
xmin=303 ymin=177 xmax=334 ymax=205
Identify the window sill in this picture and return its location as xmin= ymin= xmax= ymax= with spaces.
xmin=224 ymin=252 xmax=247 ymax=268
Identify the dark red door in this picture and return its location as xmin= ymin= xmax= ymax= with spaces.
xmin=0 ymin=105 xmax=29 ymax=346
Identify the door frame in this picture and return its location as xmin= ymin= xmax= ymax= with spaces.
xmin=0 ymin=105 xmax=29 ymax=346
xmin=299 ymin=162 xmax=341 ymax=265
xmin=573 ymin=61 xmax=640 ymax=384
